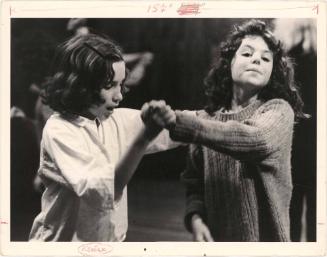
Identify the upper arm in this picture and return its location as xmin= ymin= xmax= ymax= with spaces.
xmin=41 ymin=120 xmax=115 ymax=210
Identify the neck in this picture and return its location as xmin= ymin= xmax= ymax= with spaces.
xmin=79 ymin=110 xmax=97 ymax=120
xmin=231 ymin=84 xmax=259 ymax=111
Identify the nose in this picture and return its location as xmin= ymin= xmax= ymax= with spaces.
xmin=251 ymin=52 xmax=261 ymax=64
xmin=113 ymin=89 xmax=123 ymax=103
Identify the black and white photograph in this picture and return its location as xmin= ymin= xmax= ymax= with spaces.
xmin=1 ymin=1 xmax=326 ymax=256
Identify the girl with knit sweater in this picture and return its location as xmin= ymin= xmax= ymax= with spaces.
xmin=155 ymin=19 xmax=307 ymax=241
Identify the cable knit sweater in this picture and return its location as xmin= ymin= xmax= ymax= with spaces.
xmin=170 ymin=99 xmax=295 ymax=242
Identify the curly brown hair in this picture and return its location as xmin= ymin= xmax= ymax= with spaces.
xmin=204 ymin=19 xmax=308 ymax=120
xmin=42 ymin=33 xmax=126 ymax=115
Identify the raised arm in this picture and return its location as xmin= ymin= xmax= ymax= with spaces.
xmin=114 ymin=101 xmax=176 ymax=200
xmin=170 ymin=99 xmax=295 ymax=161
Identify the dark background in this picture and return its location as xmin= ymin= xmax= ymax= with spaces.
xmin=10 ymin=18 xmax=316 ymax=242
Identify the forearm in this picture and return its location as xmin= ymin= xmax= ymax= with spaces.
xmin=170 ymin=102 xmax=294 ymax=160
xmin=114 ymin=128 xmax=154 ymax=201
xmin=171 ymin=112 xmax=263 ymax=151
xmin=181 ymin=145 xmax=205 ymax=231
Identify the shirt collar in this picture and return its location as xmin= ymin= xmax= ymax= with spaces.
xmin=73 ymin=116 xmax=100 ymax=127
xmin=54 ymin=112 xmax=101 ymax=127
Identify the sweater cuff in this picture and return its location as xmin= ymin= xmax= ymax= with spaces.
xmin=170 ymin=111 xmax=199 ymax=143
xmin=184 ymin=199 xmax=205 ymax=232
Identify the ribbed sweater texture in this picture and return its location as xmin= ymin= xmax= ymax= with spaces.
xmin=170 ymin=99 xmax=295 ymax=241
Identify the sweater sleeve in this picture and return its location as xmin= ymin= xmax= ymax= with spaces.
xmin=40 ymin=119 xmax=115 ymax=211
xmin=181 ymin=144 xmax=206 ymax=232
xmin=170 ymin=99 xmax=295 ymax=161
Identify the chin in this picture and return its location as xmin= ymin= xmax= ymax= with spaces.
xmin=245 ymin=80 xmax=267 ymax=89
xmin=104 ymin=110 xmax=114 ymax=118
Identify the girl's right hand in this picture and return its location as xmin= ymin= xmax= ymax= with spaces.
xmin=141 ymin=100 xmax=176 ymax=139
xmin=191 ymin=214 xmax=214 ymax=242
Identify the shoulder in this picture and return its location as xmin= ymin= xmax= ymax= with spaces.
xmin=43 ymin=113 xmax=79 ymax=138
xmin=109 ymin=108 xmax=140 ymax=124
xmin=258 ymin=99 xmax=294 ymax=118
xmin=102 ymin=108 xmax=142 ymax=131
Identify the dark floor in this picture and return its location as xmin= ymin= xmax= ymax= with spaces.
xmin=126 ymin=177 xmax=192 ymax=242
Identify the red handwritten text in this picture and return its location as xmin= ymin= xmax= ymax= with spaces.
xmin=312 ymin=4 xmax=319 ymax=15
xmin=78 ymin=243 xmax=112 ymax=256
xmin=177 ymin=3 xmax=204 ymax=15
xmin=0 ymin=220 xmax=8 ymax=224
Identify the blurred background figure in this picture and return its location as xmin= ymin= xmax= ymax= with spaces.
xmin=66 ymin=18 xmax=90 ymax=35
xmin=67 ymin=18 xmax=154 ymax=88
xmin=10 ymin=105 xmax=40 ymax=240
xmin=273 ymin=19 xmax=316 ymax=54
xmin=273 ymin=18 xmax=317 ymax=242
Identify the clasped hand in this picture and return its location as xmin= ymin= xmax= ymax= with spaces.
xmin=141 ymin=100 xmax=176 ymax=139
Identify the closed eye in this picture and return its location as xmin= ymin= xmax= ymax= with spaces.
xmin=104 ymin=81 xmax=120 ymax=90
xmin=242 ymin=53 xmax=252 ymax=57
xmin=103 ymin=83 xmax=113 ymax=90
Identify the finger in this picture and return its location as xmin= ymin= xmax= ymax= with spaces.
xmin=141 ymin=103 xmax=150 ymax=121
xmin=203 ymin=231 xmax=214 ymax=242
xmin=194 ymin=233 xmax=205 ymax=242
xmin=147 ymin=101 xmax=160 ymax=115
xmin=152 ymin=113 xmax=165 ymax=128
xmin=147 ymin=100 xmax=157 ymax=113
xmin=155 ymin=104 xmax=171 ymax=117
xmin=151 ymin=100 xmax=166 ymax=111
xmin=159 ymin=105 xmax=172 ymax=115
xmin=141 ymin=102 xmax=149 ymax=113
xmin=165 ymin=115 xmax=176 ymax=128
xmin=153 ymin=107 xmax=174 ymax=124
xmin=203 ymin=227 xmax=214 ymax=242
xmin=160 ymin=110 xmax=175 ymax=124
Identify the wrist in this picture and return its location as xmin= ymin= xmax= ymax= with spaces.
xmin=139 ymin=127 xmax=160 ymax=143
xmin=143 ymin=125 xmax=162 ymax=141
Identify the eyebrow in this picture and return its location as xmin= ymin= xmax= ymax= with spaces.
xmin=241 ymin=44 xmax=272 ymax=54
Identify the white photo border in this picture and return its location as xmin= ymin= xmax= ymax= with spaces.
xmin=1 ymin=1 xmax=326 ymax=256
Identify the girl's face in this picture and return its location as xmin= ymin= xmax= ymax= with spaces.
xmin=88 ymin=61 xmax=126 ymax=120
xmin=231 ymin=35 xmax=273 ymax=91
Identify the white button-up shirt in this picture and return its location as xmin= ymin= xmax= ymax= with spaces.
xmin=29 ymin=108 xmax=180 ymax=242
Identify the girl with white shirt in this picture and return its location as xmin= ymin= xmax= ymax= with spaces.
xmin=29 ymin=33 xmax=177 ymax=242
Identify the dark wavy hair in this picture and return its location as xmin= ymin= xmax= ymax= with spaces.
xmin=204 ymin=19 xmax=308 ymax=120
xmin=41 ymin=33 xmax=125 ymax=115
